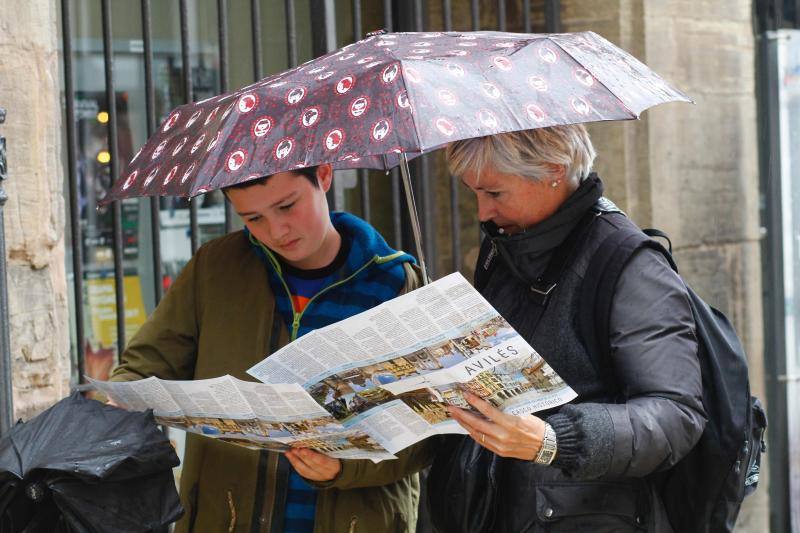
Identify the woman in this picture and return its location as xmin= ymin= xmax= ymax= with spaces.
xmin=428 ymin=125 xmax=706 ymax=532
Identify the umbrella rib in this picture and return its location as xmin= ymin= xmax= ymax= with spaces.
xmin=387 ymin=50 xmax=425 ymax=166
xmin=547 ymin=37 xmax=638 ymax=120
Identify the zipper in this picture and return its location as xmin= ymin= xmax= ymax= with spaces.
xmin=251 ymin=235 xmax=388 ymax=341
xmin=483 ymin=240 xmax=498 ymax=271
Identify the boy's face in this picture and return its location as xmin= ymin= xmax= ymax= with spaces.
xmin=227 ymin=165 xmax=338 ymax=270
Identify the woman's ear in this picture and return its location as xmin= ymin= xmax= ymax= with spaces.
xmin=317 ymin=163 xmax=334 ymax=192
xmin=545 ymin=164 xmax=567 ymax=181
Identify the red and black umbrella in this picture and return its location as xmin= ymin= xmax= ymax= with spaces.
xmin=103 ymin=30 xmax=690 ymax=279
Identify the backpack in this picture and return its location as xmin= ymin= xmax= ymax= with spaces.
xmin=578 ymin=218 xmax=767 ymax=533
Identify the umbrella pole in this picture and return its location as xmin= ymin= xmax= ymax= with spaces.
xmin=399 ymin=154 xmax=430 ymax=285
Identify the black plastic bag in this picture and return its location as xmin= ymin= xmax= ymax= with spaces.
xmin=0 ymin=391 xmax=183 ymax=532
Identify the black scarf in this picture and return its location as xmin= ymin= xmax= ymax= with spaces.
xmin=483 ymin=173 xmax=604 ymax=283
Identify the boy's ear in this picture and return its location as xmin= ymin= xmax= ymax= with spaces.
xmin=317 ymin=164 xmax=334 ymax=192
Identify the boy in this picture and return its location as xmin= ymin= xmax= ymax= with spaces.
xmin=110 ymin=163 xmax=432 ymax=532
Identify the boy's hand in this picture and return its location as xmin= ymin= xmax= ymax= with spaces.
xmin=285 ymin=448 xmax=342 ymax=481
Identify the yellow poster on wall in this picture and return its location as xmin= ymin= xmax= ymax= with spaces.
xmin=86 ymin=275 xmax=147 ymax=350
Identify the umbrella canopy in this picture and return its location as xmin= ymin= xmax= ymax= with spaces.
xmin=0 ymin=392 xmax=182 ymax=532
xmin=102 ymin=30 xmax=690 ymax=203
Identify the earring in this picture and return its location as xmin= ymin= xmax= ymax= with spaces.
xmin=550 ymin=180 xmax=560 ymax=188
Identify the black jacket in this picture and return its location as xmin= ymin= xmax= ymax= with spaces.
xmin=431 ymin=176 xmax=706 ymax=532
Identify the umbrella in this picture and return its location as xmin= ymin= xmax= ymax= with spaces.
xmin=0 ymin=392 xmax=183 ymax=532
xmin=102 ymin=30 xmax=690 ymax=280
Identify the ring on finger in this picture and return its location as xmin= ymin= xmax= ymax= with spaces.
xmin=481 ymin=433 xmax=486 ymax=444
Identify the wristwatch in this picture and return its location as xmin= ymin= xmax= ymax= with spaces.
xmin=533 ymin=422 xmax=557 ymax=465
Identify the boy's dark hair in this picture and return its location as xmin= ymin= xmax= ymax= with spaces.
xmin=223 ymin=165 xmax=320 ymax=192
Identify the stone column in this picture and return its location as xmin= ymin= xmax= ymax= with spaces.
xmin=0 ymin=1 xmax=71 ymax=420
xmin=562 ymin=0 xmax=768 ymax=530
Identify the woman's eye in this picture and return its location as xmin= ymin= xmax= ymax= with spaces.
xmin=486 ymin=191 xmax=501 ymax=198
xmin=247 ymin=215 xmax=262 ymax=223
xmin=279 ymin=202 xmax=295 ymax=211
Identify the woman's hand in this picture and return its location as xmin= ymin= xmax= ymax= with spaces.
xmin=285 ymin=448 xmax=342 ymax=481
xmin=448 ymin=392 xmax=546 ymax=461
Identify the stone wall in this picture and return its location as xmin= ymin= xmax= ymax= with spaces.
xmin=0 ymin=1 xmax=71 ymax=421
xmin=561 ymin=1 xmax=768 ymax=530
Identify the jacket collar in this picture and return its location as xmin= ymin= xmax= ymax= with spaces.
xmin=485 ymin=174 xmax=604 ymax=278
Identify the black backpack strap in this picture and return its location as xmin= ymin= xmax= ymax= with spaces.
xmin=579 ymin=225 xmax=675 ymax=393
xmin=643 ymin=228 xmax=673 ymax=254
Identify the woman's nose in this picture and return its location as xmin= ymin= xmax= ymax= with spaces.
xmin=477 ymin=198 xmax=495 ymax=222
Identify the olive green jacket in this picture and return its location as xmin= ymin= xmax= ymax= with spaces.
xmin=110 ymin=231 xmax=433 ymax=533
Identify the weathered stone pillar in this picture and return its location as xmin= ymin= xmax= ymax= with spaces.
xmin=562 ymin=1 xmax=768 ymax=530
xmin=0 ymin=1 xmax=71 ymax=420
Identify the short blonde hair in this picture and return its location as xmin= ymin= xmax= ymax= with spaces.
xmin=446 ymin=125 xmax=596 ymax=185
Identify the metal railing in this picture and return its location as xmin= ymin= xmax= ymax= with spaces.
xmin=58 ymin=0 xmax=558 ymax=386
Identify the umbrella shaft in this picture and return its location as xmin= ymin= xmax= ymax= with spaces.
xmin=399 ymin=154 xmax=430 ymax=285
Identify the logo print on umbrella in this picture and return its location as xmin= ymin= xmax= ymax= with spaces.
xmin=206 ymin=131 xmax=222 ymax=152
xmin=571 ymin=97 xmax=592 ymax=115
xmin=481 ymin=82 xmax=502 ymax=99
xmin=163 ymin=165 xmax=180 ymax=186
xmin=528 ymin=76 xmax=548 ymax=92
xmin=172 ymin=137 xmax=188 ymax=156
xmin=492 ymin=56 xmax=513 ymax=71
xmin=238 ymin=93 xmax=259 ymax=113
xmin=308 ymin=66 xmax=326 ymax=75
xmin=396 ymin=91 xmax=410 ymax=109
xmin=130 ymin=146 xmax=143 ymax=164
xmin=438 ymin=89 xmax=458 ymax=106
xmin=301 ymin=107 xmax=321 ymax=127
xmin=478 ymin=109 xmax=498 ymax=129
xmin=286 ymin=87 xmax=306 ymax=105
xmin=404 ymin=67 xmax=422 ymax=84
xmin=526 ymin=103 xmax=547 ymax=122
xmin=448 ymin=50 xmax=469 ymax=56
xmin=252 ymin=116 xmax=273 ymax=138
xmin=274 ymin=138 xmax=294 ymax=160
xmin=356 ymin=56 xmax=374 ymax=64
xmin=185 ymin=110 xmax=203 ymax=129
xmin=434 ymin=117 xmax=456 ymax=137
xmin=412 ymin=41 xmax=432 ymax=47
xmin=538 ymin=46 xmax=558 ymax=64
xmin=316 ymin=71 xmax=335 ymax=81
xmin=574 ymin=68 xmax=594 ymax=87
xmin=181 ymin=162 xmax=197 ymax=184
xmin=162 ymin=112 xmax=180 ymax=132
xmin=336 ymin=75 xmax=355 ymax=95
xmin=338 ymin=52 xmax=356 ymax=61
xmin=349 ymin=97 xmax=370 ymax=117
xmin=375 ymin=40 xmax=395 ymax=47
xmin=222 ymin=102 xmax=236 ymax=120
xmin=122 ymin=170 xmax=138 ymax=190
xmin=371 ymin=119 xmax=391 ymax=142
xmin=151 ymin=140 xmax=168 ymax=160
xmin=143 ymin=166 xmax=160 ymax=188
xmin=339 ymin=153 xmax=361 ymax=162
xmin=324 ymin=129 xmax=345 ymax=151
xmin=191 ymin=134 xmax=206 ymax=154
xmin=204 ymin=106 xmax=220 ymax=126
xmin=381 ymin=64 xmax=399 ymax=84
xmin=446 ymin=63 xmax=465 ymax=77
xmin=225 ymin=149 xmax=248 ymax=172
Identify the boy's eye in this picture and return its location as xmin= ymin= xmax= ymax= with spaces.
xmin=486 ymin=191 xmax=501 ymax=198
